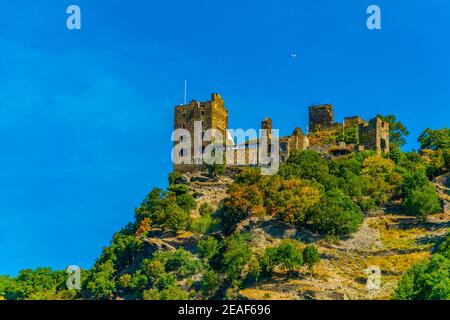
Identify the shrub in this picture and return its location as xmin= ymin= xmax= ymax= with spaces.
xmin=154 ymin=273 xmax=177 ymax=291
xmin=143 ymin=288 xmax=160 ymax=300
xmin=191 ymin=213 xmax=214 ymax=234
xmin=362 ymin=155 xmax=398 ymax=205
xmin=157 ymin=201 xmax=191 ymax=232
xmin=200 ymin=270 xmax=221 ymax=298
xmin=168 ymin=171 xmax=184 ymax=185
xmin=395 ymin=255 xmax=450 ymax=300
xmin=273 ymin=240 xmax=303 ymax=274
xmin=84 ymin=261 xmax=116 ymax=300
xmin=222 ymin=233 xmax=253 ymax=280
xmin=403 ymin=185 xmax=441 ymax=220
xmin=308 ymin=190 xmax=363 ymax=236
xmin=154 ymin=249 xmax=203 ymax=279
xmin=141 ymin=259 xmax=165 ymax=282
xmin=197 ymin=236 xmax=220 ymax=260
xmin=279 ymin=150 xmax=331 ymax=186
xmin=302 ymin=245 xmax=321 ymax=274
xmin=259 ymin=240 xmax=304 ymax=276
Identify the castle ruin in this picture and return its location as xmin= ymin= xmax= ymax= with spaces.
xmin=173 ymin=93 xmax=389 ymax=172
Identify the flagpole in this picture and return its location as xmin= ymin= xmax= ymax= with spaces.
xmin=184 ymin=80 xmax=187 ymax=105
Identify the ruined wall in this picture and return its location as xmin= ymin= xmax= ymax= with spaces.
xmin=359 ymin=117 xmax=390 ymax=154
xmin=309 ymin=105 xmax=335 ymax=132
xmin=173 ymin=94 xmax=390 ymax=173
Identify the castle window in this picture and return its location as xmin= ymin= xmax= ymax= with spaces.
xmin=182 ymin=124 xmax=186 ymax=129
xmin=201 ymin=111 xmax=205 ymax=116
xmin=280 ymin=143 xmax=287 ymax=152
xmin=179 ymin=149 xmax=184 ymax=157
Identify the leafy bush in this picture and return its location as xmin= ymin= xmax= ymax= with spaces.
xmin=403 ymin=185 xmax=441 ymax=220
xmin=154 ymin=249 xmax=203 ymax=279
xmin=258 ymin=240 xmax=304 ymax=276
xmin=279 ymin=150 xmax=332 ymax=186
xmin=302 ymin=245 xmax=321 ymax=274
xmin=308 ymin=190 xmax=363 ymax=236
xmin=84 ymin=261 xmax=116 ymax=300
xmin=395 ymin=255 xmax=450 ymax=300
xmin=200 ymin=270 xmax=221 ymax=298
xmin=222 ymin=233 xmax=253 ymax=280
xmin=272 ymin=240 xmax=303 ymax=273
xmin=395 ymin=234 xmax=450 ymax=300
xmin=361 ymin=155 xmax=399 ymax=205
xmin=154 ymin=273 xmax=177 ymax=291
xmin=197 ymin=236 xmax=220 ymax=260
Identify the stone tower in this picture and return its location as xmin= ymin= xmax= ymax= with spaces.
xmin=309 ymin=104 xmax=335 ymax=132
xmin=174 ymin=93 xmax=229 ymax=165
xmin=359 ymin=117 xmax=390 ymax=154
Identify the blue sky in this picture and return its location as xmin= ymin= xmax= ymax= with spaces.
xmin=0 ymin=0 xmax=449 ymax=275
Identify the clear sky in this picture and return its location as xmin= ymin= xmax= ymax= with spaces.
xmin=0 ymin=0 xmax=449 ymax=275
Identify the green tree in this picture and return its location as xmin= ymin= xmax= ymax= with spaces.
xmin=273 ymin=240 xmax=303 ymax=274
xmin=141 ymin=259 xmax=165 ymax=282
xmin=259 ymin=247 xmax=278 ymax=276
xmin=302 ymin=245 xmax=321 ymax=275
xmin=200 ymin=270 xmax=220 ymax=298
xmin=84 ymin=261 xmax=116 ymax=300
xmin=222 ymin=233 xmax=253 ymax=280
xmin=279 ymin=150 xmax=332 ymax=186
xmin=309 ymin=190 xmax=363 ymax=236
xmin=336 ymin=126 xmax=358 ymax=144
xmin=361 ymin=155 xmax=399 ymax=205
xmin=248 ymin=257 xmax=262 ymax=288
xmin=154 ymin=273 xmax=177 ymax=291
xmin=395 ymin=255 xmax=450 ymax=300
xmin=155 ymin=249 xmax=203 ymax=279
xmin=418 ymin=128 xmax=450 ymax=151
xmin=197 ymin=236 xmax=220 ymax=260
xmin=404 ymin=185 xmax=441 ymax=221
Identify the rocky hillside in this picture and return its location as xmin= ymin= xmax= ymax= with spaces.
xmin=2 ymin=139 xmax=449 ymax=301
xmin=150 ymin=170 xmax=450 ymax=300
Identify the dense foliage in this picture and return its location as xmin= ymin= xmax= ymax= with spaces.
xmin=394 ymin=235 xmax=450 ymax=300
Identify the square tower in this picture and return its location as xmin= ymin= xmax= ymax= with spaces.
xmin=309 ymin=104 xmax=335 ymax=132
xmin=174 ymin=93 xmax=229 ymax=166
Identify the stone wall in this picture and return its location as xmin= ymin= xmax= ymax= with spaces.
xmin=173 ymin=93 xmax=229 ymax=165
xmin=309 ymin=105 xmax=335 ymax=132
xmin=173 ymin=94 xmax=389 ymax=173
xmin=359 ymin=117 xmax=390 ymax=154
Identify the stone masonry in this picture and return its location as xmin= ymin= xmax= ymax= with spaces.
xmin=173 ymin=94 xmax=389 ymax=172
